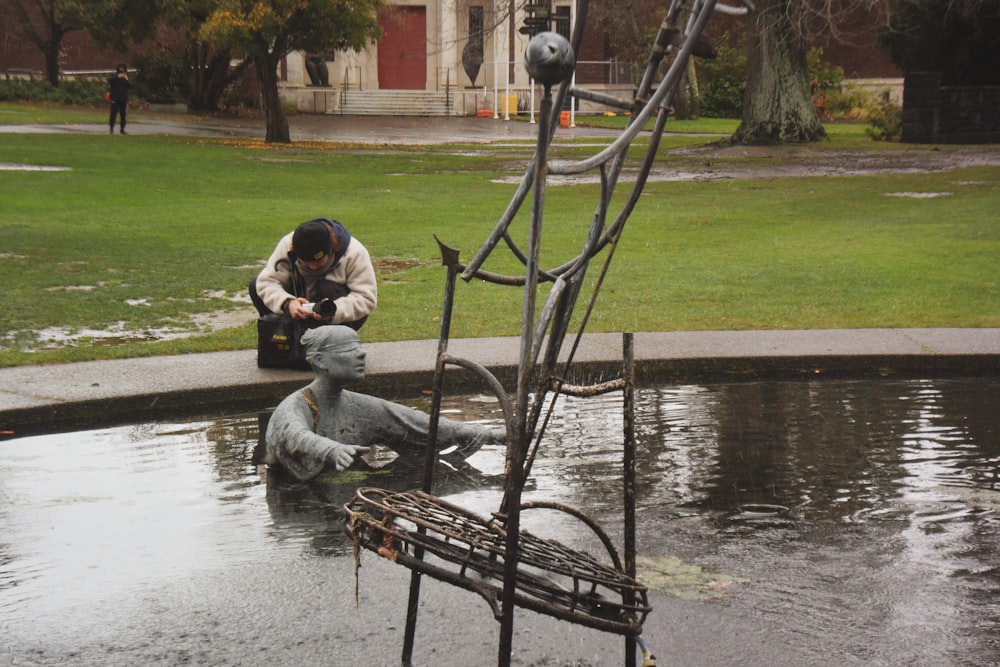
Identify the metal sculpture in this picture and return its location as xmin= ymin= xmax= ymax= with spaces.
xmin=345 ymin=1 xmax=755 ymax=665
xmin=462 ymin=38 xmax=484 ymax=86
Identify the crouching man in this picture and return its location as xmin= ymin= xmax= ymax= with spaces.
xmin=266 ymin=326 xmax=504 ymax=481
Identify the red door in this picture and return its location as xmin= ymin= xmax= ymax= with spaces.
xmin=378 ymin=6 xmax=427 ymax=89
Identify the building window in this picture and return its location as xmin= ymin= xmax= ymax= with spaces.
xmin=555 ymin=5 xmax=571 ymax=39
xmin=469 ymin=6 xmax=484 ymax=42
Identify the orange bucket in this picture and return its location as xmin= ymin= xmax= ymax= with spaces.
xmin=559 ymin=110 xmax=571 ymax=127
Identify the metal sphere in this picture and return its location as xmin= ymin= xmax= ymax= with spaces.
xmin=524 ymin=32 xmax=575 ymax=86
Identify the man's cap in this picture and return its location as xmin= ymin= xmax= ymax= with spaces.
xmin=292 ymin=220 xmax=333 ymax=262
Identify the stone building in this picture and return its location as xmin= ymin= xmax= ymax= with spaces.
xmin=2 ymin=1 xmax=900 ymax=116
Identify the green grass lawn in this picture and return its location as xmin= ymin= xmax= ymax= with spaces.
xmin=1 ymin=104 xmax=998 ymax=367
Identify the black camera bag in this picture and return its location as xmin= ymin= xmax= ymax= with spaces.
xmin=256 ymin=313 xmax=310 ymax=370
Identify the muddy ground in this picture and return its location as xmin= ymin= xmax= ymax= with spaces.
xmin=283 ymin=113 xmax=1000 ymax=181
xmin=5 ymin=112 xmax=998 ymax=182
xmin=648 ymin=141 xmax=1000 ymax=182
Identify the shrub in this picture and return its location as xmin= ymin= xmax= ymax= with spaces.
xmin=825 ymin=84 xmax=878 ymax=120
xmin=866 ymin=94 xmax=902 ymax=141
xmin=698 ymin=33 xmax=746 ymax=118
xmin=0 ymin=78 xmax=106 ymax=104
xmin=219 ymin=69 xmax=260 ymax=112
xmin=132 ymin=50 xmax=186 ymax=104
xmin=0 ymin=79 xmax=37 ymax=102
xmin=807 ymin=47 xmax=844 ymax=91
xmin=52 ymin=79 xmax=108 ymax=105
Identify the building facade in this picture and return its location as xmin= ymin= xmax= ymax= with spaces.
xmin=3 ymin=2 xmax=899 ymax=115
xmin=282 ymin=1 xmax=592 ymax=116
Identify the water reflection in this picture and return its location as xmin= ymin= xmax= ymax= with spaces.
xmin=264 ymin=454 xmax=504 ymax=557
xmin=1 ymin=377 xmax=997 ymax=665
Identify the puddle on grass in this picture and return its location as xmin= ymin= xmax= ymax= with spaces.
xmin=1 ymin=293 xmax=254 ymax=352
xmin=1 ymin=377 xmax=998 ymax=665
xmin=1 ymin=309 xmax=255 ymax=350
xmin=883 ymin=191 xmax=953 ymax=198
xmin=0 ymin=163 xmax=71 ymax=171
xmin=1 ymin=266 xmax=417 ymax=353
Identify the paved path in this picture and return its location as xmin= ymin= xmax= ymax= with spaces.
xmin=2 ymin=328 xmax=998 ymax=437
xmin=0 ymin=113 xmax=622 ymax=143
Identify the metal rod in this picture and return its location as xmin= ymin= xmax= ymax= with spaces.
xmin=401 ymin=240 xmax=460 ymax=665
xmin=358 ymin=1 xmax=747 ymax=663
xmin=567 ymin=85 xmax=634 ymax=110
xmin=498 ymin=81 xmax=554 ymax=667
xmin=549 ymin=0 xmax=721 ymax=176
xmin=461 ymin=0 xmax=590 ymax=282
xmin=622 ymin=332 xmax=637 ymax=667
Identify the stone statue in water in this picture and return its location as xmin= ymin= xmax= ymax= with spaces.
xmin=265 ymin=326 xmax=503 ymax=481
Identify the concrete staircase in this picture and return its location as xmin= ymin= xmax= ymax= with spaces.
xmin=338 ymin=90 xmax=457 ymax=116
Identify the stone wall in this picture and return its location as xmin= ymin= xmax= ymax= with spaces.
xmin=902 ymin=72 xmax=1000 ymax=144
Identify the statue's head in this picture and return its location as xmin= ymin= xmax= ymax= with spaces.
xmin=302 ymin=326 xmax=366 ymax=384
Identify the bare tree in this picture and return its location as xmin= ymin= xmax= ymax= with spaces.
xmin=2 ymin=0 xmax=84 ymax=85
xmin=3 ymin=0 xmax=168 ymax=86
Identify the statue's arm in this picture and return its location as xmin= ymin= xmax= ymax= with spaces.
xmin=362 ymin=396 xmax=504 ymax=459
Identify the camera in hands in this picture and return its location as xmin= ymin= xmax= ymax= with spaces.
xmin=303 ymin=298 xmax=337 ymax=319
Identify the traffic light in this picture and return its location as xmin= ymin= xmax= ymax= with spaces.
xmin=519 ymin=3 xmax=550 ymax=36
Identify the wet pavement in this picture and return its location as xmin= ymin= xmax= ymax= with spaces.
xmin=2 ymin=328 xmax=999 ymax=437
xmin=0 ymin=112 xmax=622 ymax=144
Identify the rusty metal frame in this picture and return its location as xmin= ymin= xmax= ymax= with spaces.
xmin=348 ymin=487 xmax=651 ymax=635
xmin=344 ymin=1 xmax=755 ymax=665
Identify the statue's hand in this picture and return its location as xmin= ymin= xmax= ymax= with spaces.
xmin=327 ymin=443 xmax=371 ymax=471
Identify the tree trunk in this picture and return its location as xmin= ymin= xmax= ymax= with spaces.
xmin=255 ymin=53 xmax=290 ymax=144
xmin=732 ymin=0 xmax=825 ymax=145
xmin=672 ymin=58 xmax=703 ymax=120
xmin=187 ymin=44 xmax=250 ymax=112
xmin=9 ymin=0 xmax=66 ymax=86
xmin=44 ymin=39 xmax=61 ymax=86
xmin=41 ymin=1 xmax=63 ymax=86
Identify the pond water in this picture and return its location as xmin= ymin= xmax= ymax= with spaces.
xmin=1 ymin=377 xmax=998 ymax=666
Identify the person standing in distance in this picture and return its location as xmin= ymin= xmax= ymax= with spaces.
xmin=249 ymin=217 xmax=377 ymax=330
xmin=107 ymin=63 xmax=130 ymax=135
